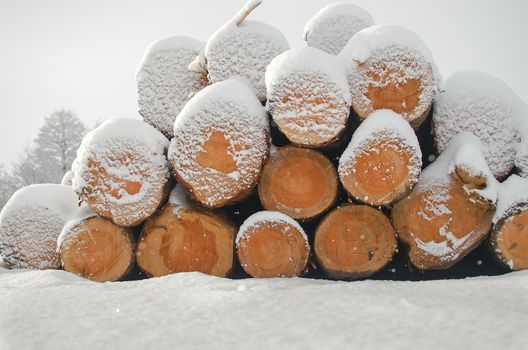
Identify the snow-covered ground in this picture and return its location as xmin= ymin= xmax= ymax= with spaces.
xmin=1 ymin=269 xmax=527 ymax=350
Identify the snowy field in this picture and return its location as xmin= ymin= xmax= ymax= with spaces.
xmin=1 ymin=268 xmax=527 ymax=350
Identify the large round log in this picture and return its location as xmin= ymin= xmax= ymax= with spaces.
xmin=266 ymin=47 xmax=351 ymax=147
xmin=169 ymin=78 xmax=269 ymax=208
xmin=72 ymin=118 xmax=171 ymax=227
xmin=189 ymin=0 xmax=289 ymax=101
xmin=339 ymin=24 xmax=440 ymax=128
xmin=236 ymin=211 xmax=310 ymax=278
xmin=391 ymin=133 xmax=498 ymax=270
xmin=137 ymin=36 xmax=208 ymax=138
xmin=338 ymin=110 xmax=421 ymax=206
xmin=315 ymin=205 xmax=397 ymax=279
xmin=136 ymin=186 xmax=236 ymax=278
xmin=258 ymin=146 xmax=338 ymax=220
xmin=59 ymin=215 xmax=135 ymax=282
xmin=0 ymin=184 xmax=78 ymax=270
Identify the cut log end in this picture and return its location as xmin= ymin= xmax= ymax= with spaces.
xmin=340 ymin=139 xmax=418 ymax=206
xmin=237 ymin=216 xmax=309 ymax=278
xmin=59 ymin=217 xmax=135 ymax=282
xmin=258 ymin=146 xmax=338 ymax=220
xmin=350 ymin=50 xmax=435 ymax=129
xmin=315 ymin=205 xmax=396 ymax=280
xmin=392 ymin=181 xmax=494 ymax=270
xmin=136 ymin=204 xmax=236 ymax=278
xmin=491 ymin=208 xmax=528 ymax=271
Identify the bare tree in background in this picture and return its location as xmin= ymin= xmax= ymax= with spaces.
xmin=0 ymin=110 xmax=86 ymax=209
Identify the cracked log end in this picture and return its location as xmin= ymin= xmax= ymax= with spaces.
xmin=136 ymin=204 xmax=235 ymax=278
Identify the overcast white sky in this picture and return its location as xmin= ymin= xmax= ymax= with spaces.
xmin=0 ymin=0 xmax=527 ymax=164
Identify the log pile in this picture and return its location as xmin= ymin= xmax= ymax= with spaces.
xmin=1 ymin=0 xmax=527 ymax=282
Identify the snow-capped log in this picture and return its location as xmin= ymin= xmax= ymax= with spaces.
xmin=314 ymin=205 xmax=397 ymax=279
xmin=136 ymin=186 xmax=236 ymax=278
xmin=189 ymin=0 xmax=289 ymax=101
xmin=58 ymin=212 xmax=135 ymax=282
xmin=72 ymin=119 xmax=171 ymax=227
xmin=137 ymin=36 xmax=209 ymax=138
xmin=433 ymin=71 xmax=522 ymax=179
xmin=236 ymin=211 xmax=310 ymax=278
xmin=265 ymin=47 xmax=351 ymax=147
xmin=61 ymin=170 xmax=73 ymax=186
xmin=489 ymin=175 xmax=528 ymax=271
xmin=168 ymin=78 xmax=269 ymax=208
xmin=303 ymin=3 xmax=374 ymax=55
xmin=338 ymin=110 xmax=422 ymax=206
xmin=258 ymin=146 xmax=338 ymax=221
xmin=391 ymin=132 xmax=499 ymax=270
xmin=0 ymin=184 xmax=79 ymax=270
xmin=339 ymin=24 xmax=440 ymax=128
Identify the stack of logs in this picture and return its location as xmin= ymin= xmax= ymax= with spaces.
xmin=1 ymin=0 xmax=527 ymax=282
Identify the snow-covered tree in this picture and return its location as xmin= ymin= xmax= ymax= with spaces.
xmin=32 ymin=110 xmax=86 ymax=183
xmin=0 ymin=110 xmax=86 ymax=210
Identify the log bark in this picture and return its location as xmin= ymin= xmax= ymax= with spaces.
xmin=490 ymin=206 xmax=528 ymax=271
xmin=258 ymin=146 xmax=338 ymax=220
xmin=136 ymin=202 xmax=236 ymax=278
xmin=314 ymin=205 xmax=397 ymax=279
xmin=59 ymin=216 xmax=135 ymax=282
xmin=236 ymin=211 xmax=310 ymax=278
xmin=338 ymin=110 xmax=421 ymax=206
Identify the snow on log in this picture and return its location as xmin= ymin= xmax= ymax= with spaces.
xmin=303 ymin=3 xmax=374 ymax=55
xmin=137 ymin=36 xmax=209 ymax=138
xmin=258 ymin=146 xmax=338 ymax=220
xmin=490 ymin=175 xmax=528 ymax=271
xmin=391 ymin=132 xmax=498 ymax=270
xmin=168 ymin=78 xmax=269 ymax=208
xmin=338 ymin=110 xmax=421 ymax=206
xmin=58 ymin=212 xmax=135 ymax=282
xmin=265 ymin=47 xmax=351 ymax=147
xmin=61 ymin=170 xmax=73 ymax=186
xmin=189 ymin=0 xmax=289 ymax=101
xmin=136 ymin=185 xmax=236 ymax=278
xmin=236 ymin=211 xmax=309 ymax=278
xmin=514 ymin=102 xmax=528 ymax=177
xmin=0 ymin=184 xmax=79 ymax=269
xmin=433 ymin=71 xmax=522 ymax=179
xmin=72 ymin=118 xmax=171 ymax=227
xmin=314 ymin=205 xmax=397 ymax=279
xmin=339 ymin=24 xmax=440 ymax=128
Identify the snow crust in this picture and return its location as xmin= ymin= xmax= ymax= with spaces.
xmin=265 ymin=47 xmax=351 ymax=144
xmin=1 ymin=269 xmax=528 ymax=349
xmin=236 ymin=211 xmax=308 ymax=246
xmin=0 ymin=184 xmax=79 ymax=269
xmin=304 ymin=2 xmax=374 ymax=55
xmin=194 ymin=1 xmax=289 ymax=101
xmin=338 ymin=109 xmax=421 ymax=179
xmin=72 ymin=118 xmax=170 ymax=226
xmin=433 ymin=71 xmax=522 ymax=178
xmin=169 ymin=78 xmax=269 ymax=207
xmin=137 ymin=36 xmax=207 ymax=138
xmin=493 ymin=174 xmax=528 ymax=224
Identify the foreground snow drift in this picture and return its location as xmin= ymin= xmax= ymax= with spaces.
xmin=1 ymin=269 xmax=527 ymax=350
